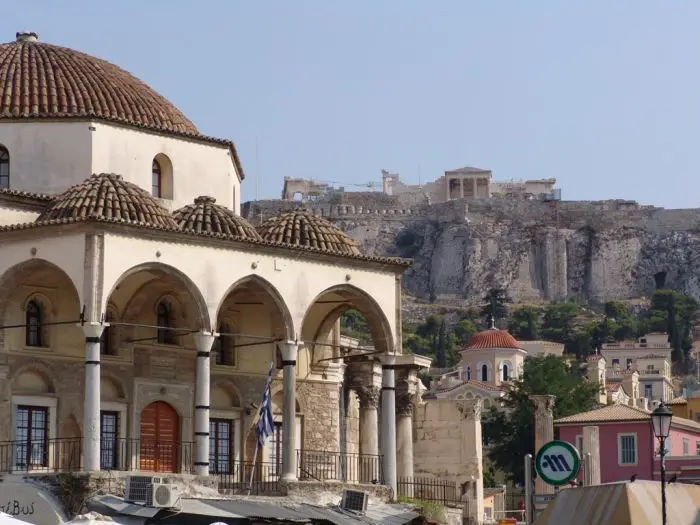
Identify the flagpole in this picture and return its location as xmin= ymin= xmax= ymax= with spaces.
xmin=247 ymin=361 xmax=275 ymax=497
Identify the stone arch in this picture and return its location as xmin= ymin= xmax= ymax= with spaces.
xmin=215 ymin=275 xmax=294 ymax=340
xmin=301 ymin=284 xmax=396 ymax=363
xmin=11 ymin=364 xmax=56 ymax=394
xmin=211 ymin=380 xmax=242 ymax=409
xmin=106 ymin=262 xmax=211 ymax=332
xmin=101 ymin=375 xmax=126 ymax=401
xmin=271 ymin=387 xmax=303 ymax=414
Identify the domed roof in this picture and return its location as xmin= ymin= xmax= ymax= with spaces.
xmin=0 ymin=32 xmax=197 ymax=135
xmin=258 ymin=209 xmax=361 ymax=256
xmin=467 ymin=328 xmax=520 ymax=350
xmin=174 ymin=196 xmax=262 ymax=240
xmin=36 ymin=173 xmax=178 ymax=229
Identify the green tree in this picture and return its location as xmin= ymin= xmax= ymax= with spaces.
xmin=436 ymin=318 xmax=447 ymax=368
xmin=480 ymin=288 xmax=511 ymax=324
xmin=508 ymin=306 xmax=541 ymax=340
xmin=454 ymin=318 xmax=477 ymax=345
xmin=340 ymin=309 xmax=372 ymax=345
xmin=649 ymin=290 xmax=698 ymax=368
xmin=482 ymin=355 xmax=600 ymax=485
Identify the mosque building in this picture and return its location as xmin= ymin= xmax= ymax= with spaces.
xmin=0 ymin=31 xmax=426 ymax=496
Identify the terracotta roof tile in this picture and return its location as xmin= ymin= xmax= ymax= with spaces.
xmin=667 ymin=397 xmax=688 ymax=406
xmin=173 ymin=196 xmax=261 ymax=240
xmin=0 ymin=33 xmax=197 ymax=134
xmin=0 ymin=187 xmax=53 ymax=202
xmin=555 ymin=404 xmax=651 ymax=425
xmin=35 ymin=173 xmax=178 ymax=229
xmin=0 ymin=33 xmax=245 ymax=180
xmin=465 ymin=329 xmax=520 ymax=350
xmin=258 ymin=209 xmax=361 ymax=256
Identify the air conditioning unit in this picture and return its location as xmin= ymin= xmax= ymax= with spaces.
xmin=124 ymin=475 xmax=164 ymax=504
xmin=341 ymin=490 xmax=369 ymax=513
xmin=151 ymin=484 xmax=180 ymax=508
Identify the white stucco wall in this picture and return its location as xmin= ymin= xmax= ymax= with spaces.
xmin=0 ymin=121 xmax=240 ymax=214
xmin=101 ymin=233 xmax=399 ymax=344
xmin=91 ymin=123 xmax=240 ymax=213
xmin=0 ymin=121 xmax=93 ymax=195
xmin=0 ymin=205 xmax=40 ymax=226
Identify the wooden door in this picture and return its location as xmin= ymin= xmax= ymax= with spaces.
xmin=139 ymin=401 xmax=179 ymax=472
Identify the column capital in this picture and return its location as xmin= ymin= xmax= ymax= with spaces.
xmin=80 ymin=322 xmax=104 ymax=339
xmin=530 ymin=394 xmax=556 ymax=417
xmin=277 ymin=340 xmax=298 ymax=362
xmin=380 ymin=353 xmax=397 ymax=368
xmin=355 ymin=384 xmax=380 ymax=409
xmin=194 ymin=331 xmax=217 ymax=353
xmin=457 ymin=398 xmax=482 ymax=421
xmin=396 ymin=389 xmax=415 ymax=417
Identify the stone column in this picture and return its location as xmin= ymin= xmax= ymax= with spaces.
xmin=381 ymin=355 xmax=397 ymax=498
xmin=356 ymin=384 xmax=380 ymax=482
xmin=459 ymin=398 xmax=484 ymax=525
xmin=395 ymin=389 xmax=414 ymax=482
xmin=194 ymin=332 xmax=216 ymax=476
xmin=472 ymin=178 xmax=477 ymax=198
xmin=583 ymin=425 xmax=600 ymax=486
xmin=446 ymin=178 xmax=451 ymax=201
xmin=82 ymin=323 xmax=105 ymax=472
xmin=530 ymin=395 xmax=556 ymax=496
xmin=459 ymin=178 xmax=465 ymax=199
xmin=279 ymin=341 xmax=299 ymax=481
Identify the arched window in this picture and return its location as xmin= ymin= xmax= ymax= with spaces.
xmin=216 ymin=322 xmax=235 ymax=366
xmin=0 ymin=146 xmax=9 ymax=189
xmin=502 ymin=363 xmax=509 ymax=381
xmin=481 ymin=364 xmax=488 ymax=382
xmin=26 ymin=300 xmax=43 ymax=347
xmin=152 ymin=159 xmax=162 ymax=198
xmin=466 ymin=366 xmax=471 ymax=380
xmin=156 ymin=301 xmax=175 ymax=344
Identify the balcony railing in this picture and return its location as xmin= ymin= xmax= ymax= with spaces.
xmin=0 ymin=438 xmax=194 ymax=474
xmin=297 ymin=449 xmax=383 ymax=484
xmin=216 ymin=461 xmax=282 ymax=495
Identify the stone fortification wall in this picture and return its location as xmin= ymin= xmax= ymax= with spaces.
xmin=242 ymin=196 xmax=700 ymax=305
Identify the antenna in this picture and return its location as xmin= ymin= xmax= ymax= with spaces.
xmin=255 ymin=136 xmax=260 ymax=202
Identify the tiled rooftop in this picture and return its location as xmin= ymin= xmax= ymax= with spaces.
xmin=174 ymin=196 xmax=261 ymax=240
xmin=465 ymin=328 xmax=520 ymax=350
xmin=0 ymin=32 xmax=197 ymax=134
xmin=555 ymin=403 xmax=651 ymax=424
xmin=35 ymin=173 xmax=179 ymax=229
xmin=257 ymin=209 xmax=361 ymax=256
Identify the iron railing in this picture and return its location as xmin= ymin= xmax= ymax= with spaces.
xmin=216 ymin=461 xmax=282 ymax=495
xmin=397 ymin=477 xmax=463 ymax=507
xmin=297 ymin=449 xmax=383 ymax=484
xmin=0 ymin=438 xmax=195 ymax=474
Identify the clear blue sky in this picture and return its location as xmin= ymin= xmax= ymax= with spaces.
xmin=3 ymin=2 xmax=700 ymax=208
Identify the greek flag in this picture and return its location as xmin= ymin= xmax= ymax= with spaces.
xmin=255 ymin=363 xmax=275 ymax=449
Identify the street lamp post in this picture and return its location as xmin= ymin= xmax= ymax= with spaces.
xmin=651 ymin=400 xmax=673 ymax=525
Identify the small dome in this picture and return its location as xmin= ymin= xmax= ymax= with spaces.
xmin=0 ymin=32 xmax=197 ymax=134
xmin=258 ymin=209 xmax=361 ymax=256
xmin=467 ymin=329 xmax=520 ymax=350
xmin=173 ymin=196 xmax=262 ymax=240
xmin=36 ymin=173 xmax=178 ymax=229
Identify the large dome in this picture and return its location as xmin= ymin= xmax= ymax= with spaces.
xmin=0 ymin=32 xmax=198 ymax=135
xmin=36 ymin=173 xmax=179 ymax=229
xmin=258 ymin=209 xmax=361 ymax=256
xmin=174 ymin=196 xmax=262 ymax=240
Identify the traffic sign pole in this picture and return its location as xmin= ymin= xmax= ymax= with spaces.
xmin=524 ymin=453 xmax=533 ymax=525
xmin=534 ymin=440 xmax=581 ymax=487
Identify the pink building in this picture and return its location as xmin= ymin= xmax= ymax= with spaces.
xmin=556 ymin=404 xmax=700 ymax=484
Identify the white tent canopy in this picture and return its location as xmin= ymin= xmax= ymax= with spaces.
xmin=0 ymin=514 xmax=34 ymax=525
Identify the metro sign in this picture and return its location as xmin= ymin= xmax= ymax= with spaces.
xmin=534 ymin=440 xmax=581 ymax=486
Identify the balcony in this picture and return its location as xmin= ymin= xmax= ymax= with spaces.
xmin=0 ymin=439 xmax=384 ymax=496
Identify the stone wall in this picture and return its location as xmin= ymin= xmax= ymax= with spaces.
xmin=243 ymin=196 xmax=700 ymax=305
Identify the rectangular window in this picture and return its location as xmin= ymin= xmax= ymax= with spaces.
xmin=696 ymin=441 xmax=700 ymax=456
xmin=209 ymin=419 xmax=233 ymax=474
xmin=612 ymin=358 xmax=620 ymax=367
xmin=618 ymin=434 xmax=637 ymax=465
xmin=100 ymin=411 xmax=119 ymax=469
xmin=15 ymin=405 xmax=49 ymax=469
xmin=683 ymin=438 xmax=689 ymax=456
xmin=269 ymin=422 xmax=283 ymax=477
xmin=644 ymin=384 xmax=653 ymax=399
xmin=626 ymin=358 xmax=633 ymax=369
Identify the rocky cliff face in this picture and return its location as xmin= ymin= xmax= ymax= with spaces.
xmin=244 ymin=198 xmax=700 ymax=305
